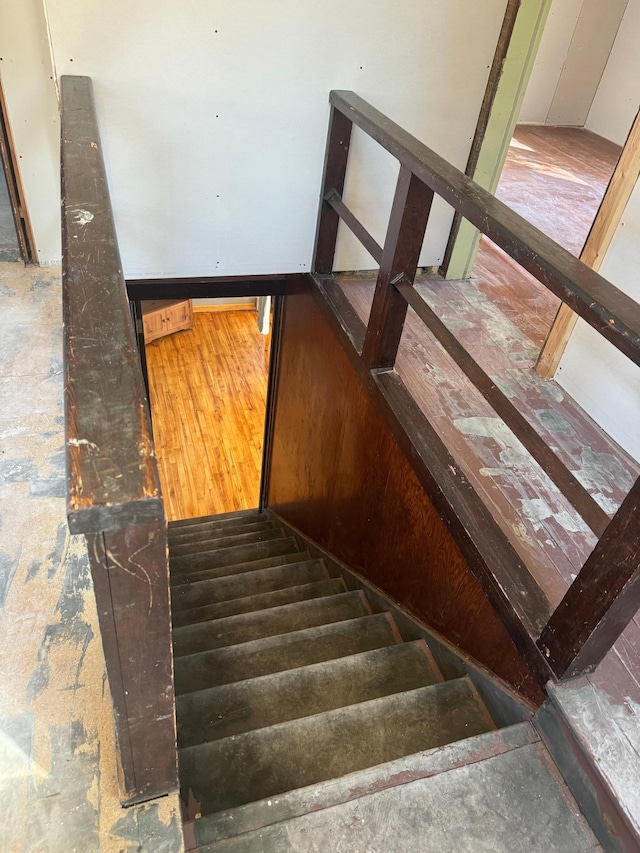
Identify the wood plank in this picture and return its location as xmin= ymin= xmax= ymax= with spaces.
xmin=61 ymin=76 xmax=162 ymax=534
xmin=329 ymin=90 xmax=640 ymax=367
xmin=312 ymin=105 xmax=353 ymax=273
xmin=126 ymin=275 xmax=291 ymax=301
xmin=538 ymin=476 xmax=640 ymax=678
xmin=537 ymin=109 xmax=640 ymax=378
xmin=87 ymin=522 xmax=177 ymax=803
xmin=362 ymin=167 xmax=434 ymax=369
xmin=395 ymin=279 xmax=609 ymax=537
xmin=325 ymin=190 xmax=383 ymax=265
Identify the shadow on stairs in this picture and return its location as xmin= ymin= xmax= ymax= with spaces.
xmin=168 ymin=510 xmax=599 ymax=852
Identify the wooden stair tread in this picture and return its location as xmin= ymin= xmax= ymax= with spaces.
xmin=170 ymin=550 xmax=311 ymax=587
xmin=179 ymin=677 xmax=494 ymax=817
xmin=173 ymin=591 xmax=370 ymax=658
xmin=176 ymin=639 xmax=442 ymax=747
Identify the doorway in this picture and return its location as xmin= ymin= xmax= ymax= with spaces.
xmin=0 ymin=81 xmax=34 ymax=263
xmin=143 ymin=297 xmax=276 ymax=521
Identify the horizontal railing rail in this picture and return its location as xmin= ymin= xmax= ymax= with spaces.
xmin=313 ymin=89 xmax=640 ymax=681
xmin=61 ymin=75 xmax=177 ymax=804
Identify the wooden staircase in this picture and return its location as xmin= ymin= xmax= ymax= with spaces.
xmin=169 ymin=511 xmax=599 ymax=852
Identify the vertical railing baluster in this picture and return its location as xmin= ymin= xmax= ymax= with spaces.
xmin=313 ymin=106 xmax=354 ymax=274
xmin=362 ymin=167 xmax=434 ymax=370
xmin=538 ymin=475 xmax=640 ymax=678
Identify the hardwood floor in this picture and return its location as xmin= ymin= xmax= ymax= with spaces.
xmin=146 ymin=310 xmax=269 ymax=521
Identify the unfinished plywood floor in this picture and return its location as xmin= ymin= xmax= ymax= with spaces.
xmin=146 ymin=310 xmax=269 ymax=521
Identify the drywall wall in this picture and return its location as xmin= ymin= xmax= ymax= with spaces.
xmin=519 ymin=0 xmax=627 ymax=128
xmin=518 ymin=0 xmax=582 ymax=124
xmin=0 ymin=1 xmax=60 ymax=264
xmin=586 ymin=0 xmax=640 ymax=145
xmin=556 ymin=177 xmax=640 ymax=462
xmin=42 ymin=0 xmax=507 ymax=276
xmin=546 ymin=0 xmax=627 ymax=127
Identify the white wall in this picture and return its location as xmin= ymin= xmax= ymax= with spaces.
xmin=557 ymin=178 xmax=640 ymax=462
xmin=0 ymin=1 xmax=60 ymax=264
xmin=519 ymin=0 xmax=627 ymax=128
xmin=586 ymin=0 xmax=640 ymax=145
xmin=39 ymin=0 xmax=506 ymax=276
xmin=519 ymin=0 xmax=583 ymax=124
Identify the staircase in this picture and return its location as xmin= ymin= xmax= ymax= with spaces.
xmin=169 ymin=510 xmax=599 ymax=852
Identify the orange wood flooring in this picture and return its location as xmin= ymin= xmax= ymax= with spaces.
xmin=145 ymin=310 xmax=269 ymax=521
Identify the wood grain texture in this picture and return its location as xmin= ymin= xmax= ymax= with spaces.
xmin=87 ymin=522 xmax=177 ymax=803
xmin=537 ymin=111 xmax=640 ymax=378
xmin=328 ymin=90 xmax=640 ymax=367
xmin=266 ymin=285 xmax=543 ymax=702
xmin=61 ymin=76 xmax=162 ymax=534
xmin=146 ymin=310 xmax=269 ymax=521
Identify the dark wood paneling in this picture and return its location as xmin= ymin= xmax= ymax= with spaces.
xmin=126 ymin=275 xmax=291 ymax=301
xmin=87 ymin=521 xmax=177 ymax=804
xmin=266 ymin=285 xmax=544 ymax=703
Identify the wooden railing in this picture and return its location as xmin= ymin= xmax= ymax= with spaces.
xmin=61 ymin=76 xmax=177 ymax=804
xmin=313 ymin=90 xmax=640 ymax=681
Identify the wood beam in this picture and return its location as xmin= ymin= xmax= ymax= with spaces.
xmin=537 ymin=109 xmax=640 ymax=378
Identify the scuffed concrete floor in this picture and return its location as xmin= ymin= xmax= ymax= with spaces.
xmin=0 ymin=262 xmax=183 ymax=852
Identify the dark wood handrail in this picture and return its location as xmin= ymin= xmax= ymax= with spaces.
xmin=329 ymin=90 xmax=640 ymax=367
xmin=62 ymin=77 xmax=162 ymax=535
xmin=61 ymin=75 xmax=177 ymax=804
xmin=313 ymin=90 xmax=640 ymax=682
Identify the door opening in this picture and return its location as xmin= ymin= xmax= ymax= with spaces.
xmin=0 ymin=81 xmax=35 ymax=263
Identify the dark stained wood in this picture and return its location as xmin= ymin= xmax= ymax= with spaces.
xmin=362 ymin=167 xmax=434 ymax=369
xmin=266 ymin=278 xmax=547 ymax=701
xmin=314 ymin=273 xmax=367 ymax=354
xmin=62 ymin=75 xmax=177 ymax=803
xmin=394 ymin=278 xmax=609 ymax=537
xmin=325 ymin=190 xmax=383 ymax=265
xmin=86 ymin=522 xmax=177 ymax=804
xmin=328 ymin=90 xmax=640 ymax=367
xmin=441 ymin=0 xmax=521 ymax=276
xmin=126 ymin=275 xmax=291 ymax=302
xmin=61 ymin=76 xmax=162 ymax=534
xmin=539 ymin=476 xmax=640 ymax=678
xmin=312 ymin=105 xmax=353 ymax=273
xmin=259 ymin=294 xmax=285 ymax=511
xmin=130 ymin=298 xmax=151 ymax=413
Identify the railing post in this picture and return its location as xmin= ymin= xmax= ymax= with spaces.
xmin=362 ymin=166 xmax=434 ymax=369
xmin=313 ymin=106 xmax=353 ymax=273
xmin=86 ymin=520 xmax=176 ymax=804
xmin=538 ymin=475 xmax=640 ymax=678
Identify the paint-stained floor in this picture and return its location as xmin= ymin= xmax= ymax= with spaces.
xmin=0 ymin=262 xmax=183 ymax=852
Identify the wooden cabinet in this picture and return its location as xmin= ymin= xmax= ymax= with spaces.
xmin=142 ymin=299 xmax=193 ymax=343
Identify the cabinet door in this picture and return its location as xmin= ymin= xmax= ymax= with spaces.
xmin=143 ymin=310 xmax=166 ymax=343
xmin=164 ymin=300 xmax=193 ymax=334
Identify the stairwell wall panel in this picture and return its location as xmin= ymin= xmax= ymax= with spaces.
xmin=266 ymin=285 xmax=542 ymax=703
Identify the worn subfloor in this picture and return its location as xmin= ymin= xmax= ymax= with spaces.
xmin=0 ymin=262 xmax=183 ymax=852
xmin=145 ymin=310 xmax=269 ymax=522
xmin=338 ymin=123 xmax=640 ymax=835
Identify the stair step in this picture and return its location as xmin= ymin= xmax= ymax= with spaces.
xmin=170 ymin=537 xmax=299 ymax=575
xmin=171 ymin=551 xmax=312 ymax=587
xmin=179 ymin=677 xmax=494 ymax=817
xmin=173 ymin=578 xmax=345 ymax=628
xmin=169 ymin=520 xmax=277 ymax=548
xmin=171 ymin=559 xmax=329 ymax=613
xmin=174 ymin=613 xmax=401 ymax=695
xmin=197 ymin=738 xmax=597 ymax=852
xmin=173 ymin=591 xmax=370 ymax=658
xmin=177 ymin=640 xmax=442 ymax=747
xmin=169 ymin=509 xmax=260 ymax=530
xmin=188 ymin=723 xmax=537 ymax=848
xmin=170 ymin=527 xmax=284 ymax=558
